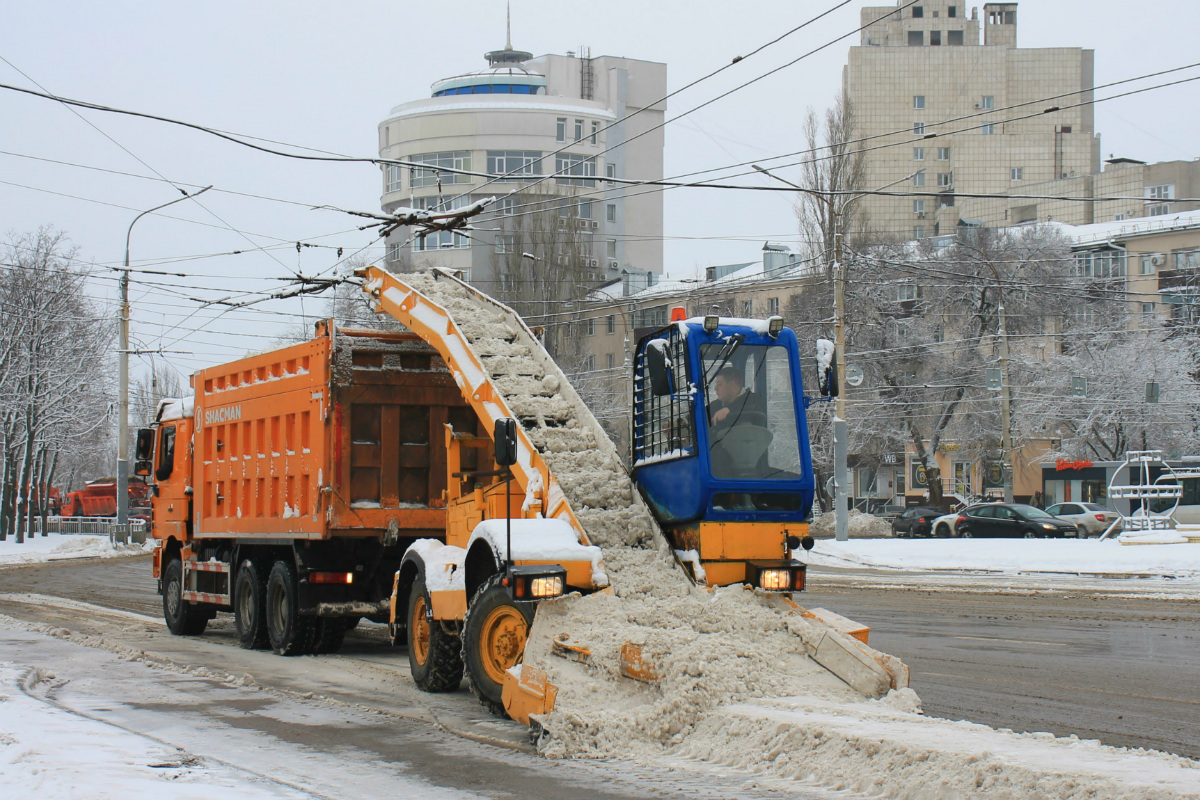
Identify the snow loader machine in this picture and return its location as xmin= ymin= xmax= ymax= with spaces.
xmin=137 ymin=265 xmax=831 ymax=722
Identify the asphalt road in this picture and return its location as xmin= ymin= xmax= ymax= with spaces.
xmin=2 ymin=556 xmax=1199 ymax=762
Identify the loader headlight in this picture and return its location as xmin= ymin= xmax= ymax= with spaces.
xmin=704 ymin=315 xmax=720 ymax=332
xmin=747 ymin=560 xmax=807 ymax=592
xmin=508 ymin=565 xmax=567 ymax=600
xmin=758 ymin=569 xmax=791 ymax=591
xmin=767 ymin=315 xmax=784 ymax=337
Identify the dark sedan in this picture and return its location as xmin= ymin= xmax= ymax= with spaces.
xmin=956 ymin=503 xmax=1076 ymax=538
xmin=891 ymin=506 xmax=943 ymax=538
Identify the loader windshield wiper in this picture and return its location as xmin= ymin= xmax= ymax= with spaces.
xmin=703 ymin=334 xmax=743 ymax=387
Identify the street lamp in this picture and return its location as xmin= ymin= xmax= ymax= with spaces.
xmin=117 ymin=187 xmax=210 ymax=525
xmin=752 ymin=165 xmax=919 ymax=541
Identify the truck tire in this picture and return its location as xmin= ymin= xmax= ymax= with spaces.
xmin=407 ymin=574 xmax=463 ymax=692
xmin=313 ymin=618 xmax=347 ymax=655
xmin=462 ymin=573 xmax=534 ymax=715
xmin=265 ymin=560 xmax=318 ymax=656
xmin=163 ymin=558 xmax=209 ymax=636
xmin=234 ymin=559 xmax=269 ymax=650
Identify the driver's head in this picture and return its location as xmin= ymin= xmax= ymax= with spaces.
xmin=713 ymin=366 xmax=744 ymax=404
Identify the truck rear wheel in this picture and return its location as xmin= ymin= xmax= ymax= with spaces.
xmin=407 ymin=574 xmax=463 ymax=692
xmin=234 ymin=559 xmax=269 ymax=649
xmin=163 ymin=558 xmax=209 ymax=636
xmin=266 ymin=560 xmax=318 ymax=656
xmin=462 ymin=573 xmax=533 ymax=714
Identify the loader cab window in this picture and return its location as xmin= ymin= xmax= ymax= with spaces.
xmin=633 ymin=330 xmax=696 ymax=465
xmin=701 ymin=344 xmax=802 ymax=480
xmin=156 ymin=426 xmax=176 ymax=481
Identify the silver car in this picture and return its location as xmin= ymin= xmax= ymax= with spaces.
xmin=1044 ymin=502 xmax=1122 ymax=537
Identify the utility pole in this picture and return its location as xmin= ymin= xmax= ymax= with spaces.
xmin=118 ymin=187 xmax=210 ymax=525
xmin=997 ymin=295 xmax=1014 ymax=503
xmin=831 ymin=217 xmax=850 ymax=541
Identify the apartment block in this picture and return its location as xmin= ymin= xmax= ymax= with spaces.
xmin=845 ymin=2 xmax=1100 ymax=240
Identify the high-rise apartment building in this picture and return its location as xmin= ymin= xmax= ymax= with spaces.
xmin=845 ymin=2 xmax=1100 ymax=239
xmin=377 ymin=35 xmax=666 ymax=291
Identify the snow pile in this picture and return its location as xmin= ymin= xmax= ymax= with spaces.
xmin=0 ymin=534 xmax=146 ymax=565
xmin=806 ymin=538 xmax=1200 ymax=578
xmin=809 ymin=509 xmax=892 ymax=539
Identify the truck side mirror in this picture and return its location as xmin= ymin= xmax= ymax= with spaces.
xmin=816 ymin=339 xmax=839 ymax=398
xmin=494 ymin=418 xmax=518 ymax=467
xmin=135 ymin=428 xmax=154 ymax=461
xmin=644 ymin=339 xmax=672 ymax=397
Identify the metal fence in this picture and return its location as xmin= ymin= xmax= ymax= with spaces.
xmin=29 ymin=516 xmax=148 ymax=544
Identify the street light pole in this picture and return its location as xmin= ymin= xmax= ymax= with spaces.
xmin=118 ymin=187 xmax=210 ymax=525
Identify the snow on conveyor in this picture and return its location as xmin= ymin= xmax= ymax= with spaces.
xmin=402 ymin=272 xmax=1200 ymax=799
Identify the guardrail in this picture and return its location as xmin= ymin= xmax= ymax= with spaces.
xmin=30 ymin=516 xmax=148 ymax=545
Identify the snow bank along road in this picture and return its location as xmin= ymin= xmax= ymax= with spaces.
xmin=2 ymin=556 xmax=1200 ymax=798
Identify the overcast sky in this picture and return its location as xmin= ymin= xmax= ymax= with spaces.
xmin=1 ymin=0 xmax=1196 ymax=379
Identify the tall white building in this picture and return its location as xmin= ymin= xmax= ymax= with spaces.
xmin=377 ymin=35 xmax=666 ymax=292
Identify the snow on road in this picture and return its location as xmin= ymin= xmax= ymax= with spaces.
xmin=0 ymin=533 xmax=145 ymax=565
xmin=806 ymin=538 xmax=1200 ymax=579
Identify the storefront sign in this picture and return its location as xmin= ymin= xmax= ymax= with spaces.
xmin=1055 ymin=458 xmax=1094 ymax=471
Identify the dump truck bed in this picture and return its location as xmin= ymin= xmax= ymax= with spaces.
xmin=191 ymin=323 xmax=479 ymax=541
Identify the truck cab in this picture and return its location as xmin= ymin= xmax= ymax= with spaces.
xmin=633 ymin=314 xmax=815 ymax=588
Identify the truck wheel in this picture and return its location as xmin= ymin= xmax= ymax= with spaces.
xmin=462 ymin=573 xmax=534 ymax=715
xmin=313 ymin=618 xmax=347 ymax=655
xmin=234 ymin=559 xmax=269 ymax=649
xmin=266 ymin=560 xmax=318 ymax=656
xmin=407 ymin=574 xmax=463 ymax=692
xmin=163 ymin=558 xmax=209 ymax=636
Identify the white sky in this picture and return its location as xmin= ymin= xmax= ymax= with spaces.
xmin=1 ymin=0 xmax=1196 ymax=380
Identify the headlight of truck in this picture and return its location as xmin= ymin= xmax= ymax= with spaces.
xmin=758 ymin=569 xmax=792 ymax=591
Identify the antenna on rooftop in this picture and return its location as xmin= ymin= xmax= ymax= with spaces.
xmin=506 ymin=2 xmax=512 ymax=49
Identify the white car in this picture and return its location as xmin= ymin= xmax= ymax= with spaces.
xmin=931 ymin=512 xmax=962 ymax=538
xmin=1044 ymin=502 xmax=1122 ymax=537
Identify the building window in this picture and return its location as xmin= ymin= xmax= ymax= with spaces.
xmin=913 ymin=147 xmax=925 ymax=161
xmin=914 ymin=226 xmax=925 ymax=239
xmin=385 ymin=164 xmax=403 ymax=193
xmin=896 ymin=283 xmax=918 ymax=301
xmin=577 ymin=200 xmax=593 ymax=219
xmin=908 ymin=30 xmax=924 ymax=46
xmin=606 ymin=353 xmax=615 ymax=369
xmin=938 ymin=172 xmax=952 ymax=187
xmin=606 ymin=163 xmax=616 ymax=184
xmin=574 ymin=119 xmax=584 ymax=142
xmin=1073 ymin=250 xmax=1126 ymax=279
xmin=606 ymin=203 xmax=617 ymax=222
xmin=981 ymin=123 xmax=995 ymax=135
xmin=930 ymin=30 xmax=942 ymax=46
xmin=981 ymin=96 xmax=994 ymax=109
xmin=911 ymin=6 xmax=924 ymax=17
xmin=499 ymin=196 xmax=517 ymax=216
xmin=409 ymin=151 xmax=472 ymax=188
xmin=1148 ymin=204 xmax=1170 ymax=217
xmin=947 ymin=30 xmax=964 ymax=45
xmin=937 ymin=147 xmax=951 ymax=160
xmin=606 ymin=239 xmax=617 ymax=258
xmin=1141 ymin=254 xmax=1159 ymax=275
xmin=1174 ymin=249 xmax=1200 ymax=270
xmin=948 ymin=5 xmax=957 ymax=17
xmin=606 ymin=314 xmax=615 ymax=334
xmin=486 ymin=151 xmax=541 ymax=178
xmin=556 ymin=117 xmax=566 ymax=142
xmin=767 ymin=297 xmax=779 ymax=315
xmin=913 ymin=95 xmax=926 ymax=110
xmin=499 ymin=273 xmax=514 ymax=292
xmin=913 ymin=172 xmax=925 ymax=187
xmin=495 ymin=234 xmax=516 ymax=254
xmin=591 ymin=120 xmax=600 ymax=145
xmin=1142 ymin=303 xmax=1156 ymax=320
xmin=1011 ymin=167 xmax=1024 ymax=181
xmin=584 ymin=355 xmax=596 ymax=372
xmin=913 ymin=199 xmax=926 ymax=215
xmin=1147 ymin=184 xmax=1174 ymax=201
xmin=913 ymin=121 xmax=926 ymax=135
xmin=386 ymin=242 xmax=402 ymax=263
xmin=586 ymin=317 xmax=596 ymax=335
xmin=555 ymin=153 xmax=597 ymax=186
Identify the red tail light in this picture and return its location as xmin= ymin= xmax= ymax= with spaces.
xmin=309 ymin=571 xmax=354 ymax=584
xmin=1095 ymin=514 xmax=1105 ymax=521
xmin=957 ymin=515 xmax=967 ymax=523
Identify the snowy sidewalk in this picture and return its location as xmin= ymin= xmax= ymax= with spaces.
xmin=806 ymin=538 xmax=1200 ymax=579
xmin=0 ymin=533 xmax=146 ymax=566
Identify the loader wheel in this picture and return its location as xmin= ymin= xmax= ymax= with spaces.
xmin=407 ymin=574 xmax=463 ymax=692
xmin=163 ymin=558 xmax=209 ymax=636
xmin=463 ymin=573 xmax=534 ymax=715
xmin=266 ymin=560 xmax=318 ymax=656
xmin=313 ymin=618 xmax=348 ymax=655
xmin=234 ymin=559 xmax=269 ymax=649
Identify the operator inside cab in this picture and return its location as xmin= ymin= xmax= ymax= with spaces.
xmin=708 ymin=364 xmax=771 ymax=479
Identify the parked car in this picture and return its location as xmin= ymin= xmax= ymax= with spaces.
xmin=956 ymin=503 xmax=1077 ymax=538
xmin=1044 ymin=502 xmax=1122 ymax=537
xmin=931 ymin=511 xmax=964 ymax=538
xmin=891 ymin=506 xmax=943 ymax=538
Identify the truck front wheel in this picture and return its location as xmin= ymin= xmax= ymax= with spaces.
xmin=234 ymin=559 xmax=269 ymax=649
xmin=265 ymin=560 xmax=318 ymax=656
xmin=462 ymin=573 xmax=534 ymax=714
xmin=407 ymin=574 xmax=463 ymax=692
xmin=163 ymin=558 xmax=209 ymax=636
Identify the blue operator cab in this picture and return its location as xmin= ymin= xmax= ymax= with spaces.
xmin=631 ymin=312 xmax=816 ymax=590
